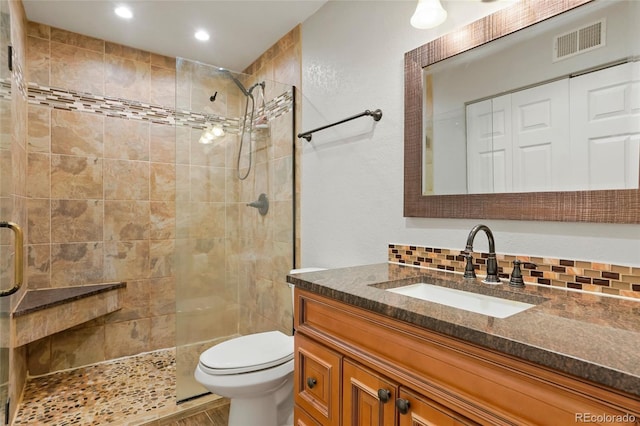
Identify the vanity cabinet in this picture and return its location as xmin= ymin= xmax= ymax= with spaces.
xmin=343 ymin=359 xmax=473 ymax=426
xmin=342 ymin=359 xmax=397 ymax=426
xmin=294 ymin=288 xmax=640 ymax=426
xmin=295 ymin=333 xmax=342 ymax=425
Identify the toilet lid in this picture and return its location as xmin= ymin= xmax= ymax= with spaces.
xmin=199 ymin=331 xmax=294 ymax=375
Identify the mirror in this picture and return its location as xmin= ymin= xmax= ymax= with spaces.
xmin=404 ymin=0 xmax=640 ymax=223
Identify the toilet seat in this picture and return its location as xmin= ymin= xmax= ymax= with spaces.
xmin=199 ymin=331 xmax=293 ymax=375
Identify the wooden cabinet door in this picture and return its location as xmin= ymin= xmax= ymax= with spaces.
xmin=396 ymin=388 xmax=478 ymax=426
xmin=295 ymin=333 xmax=342 ymax=426
xmin=295 ymin=406 xmax=322 ymax=426
xmin=343 ymin=359 xmax=398 ymax=426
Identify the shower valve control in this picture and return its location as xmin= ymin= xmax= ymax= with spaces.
xmin=247 ymin=193 xmax=269 ymax=216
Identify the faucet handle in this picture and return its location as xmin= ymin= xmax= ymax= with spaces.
xmin=509 ymin=259 xmax=536 ymax=287
xmin=463 ymin=253 xmax=476 ymax=279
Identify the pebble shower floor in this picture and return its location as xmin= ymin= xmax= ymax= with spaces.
xmin=13 ymin=349 xmax=178 ymax=425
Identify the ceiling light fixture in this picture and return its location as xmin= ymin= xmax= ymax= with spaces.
xmin=410 ymin=0 xmax=448 ymax=29
xmin=194 ymin=30 xmax=210 ymax=41
xmin=114 ymin=5 xmax=133 ymax=19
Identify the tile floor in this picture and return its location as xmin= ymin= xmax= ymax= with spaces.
xmin=13 ymin=348 xmax=228 ymax=425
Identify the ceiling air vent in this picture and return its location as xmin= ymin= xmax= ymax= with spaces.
xmin=553 ymin=19 xmax=606 ymax=62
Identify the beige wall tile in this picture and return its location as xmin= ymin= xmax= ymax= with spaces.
xmin=105 ymin=55 xmax=150 ymax=102
xmin=105 ymin=42 xmax=150 ymax=62
xmin=104 ymin=240 xmax=150 ymax=281
xmin=175 ymin=126 xmax=191 ymax=165
xmin=150 ymin=66 xmax=176 ymax=108
xmin=51 ymin=242 xmax=104 ymax=286
xmin=50 ymin=325 xmax=105 ymax=371
xmin=27 ymin=21 xmax=50 ymax=39
xmin=104 ymin=200 xmax=150 ymax=241
xmin=271 ymin=200 xmax=293 ymax=244
xmin=150 ymin=53 xmax=176 ymax=69
xmin=189 ymin=166 xmax=225 ymax=203
xmin=0 ymin=101 xmax=11 ymax=150
xmin=150 ymin=162 xmax=176 ymax=201
xmin=51 ymin=154 xmax=103 ymax=199
xmin=190 ymin=130 xmax=226 ymax=168
xmin=50 ymin=42 xmax=104 ymax=94
xmin=104 ymin=117 xmax=150 ymax=161
xmin=26 ymin=35 xmax=49 ymax=86
xmin=26 ymin=337 xmax=51 ymax=376
xmin=51 ymin=199 xmax=103 ymax=243
xmin=27 ymin=105 xmax=50 ymax=153
xmin=175 ymin=164 xmax=190 ymax=203
xmin=51 ymin=27 xmax=104 ymax=52
xmin=177 ymin=302 xmax=236 ymax=343
xmin=27 ymin=198 xmax=50 ymax=244
xmin=150 ymin=239 xmax=174 ymax=279
xmin=103 ymin=159 xmax=149 ymax=200
xmin=274 ymin=43 xmax=301 ymax=88
xmin=150 ymin=201 xmax=175 ymax=240
xmin=189 ymin=203 xmax=225 ymax=238
xmin=51 ymin=109 xmax=104 ymax=156
xmin=26 ymin=244 xmax=50 ymax=288
xmin=270 ymin=113 xmax=293 ymax=161
xmin=271 ymin=155 xmax=293 ymax=201
xmin=175 ymin=65 xmax=192 ymax=112
xmin=105 ymin=279 xmax=150 ymax=323
xmin=150 ymin=124 xmax=175 ymax=163
xmin=27 ymin=152 xmax=50 ymax=198
xmin=104 ymin=318 xmax=151 ymax=359
xmin=149 ymin=277 xmax=175 ymax=316
xmin=150 ymin=313 xmax=176 ymax=350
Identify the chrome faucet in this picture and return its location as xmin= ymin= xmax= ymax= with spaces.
xmin=463 ymin=224 xmax=501 ymax=284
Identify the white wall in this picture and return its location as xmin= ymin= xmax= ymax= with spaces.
xmin=300 ymin=0 xmax=640 ymax=269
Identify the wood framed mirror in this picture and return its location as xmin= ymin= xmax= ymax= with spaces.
xmin=404 ymin=0 xmax=640 ymax=223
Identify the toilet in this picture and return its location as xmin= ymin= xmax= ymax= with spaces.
xmin=194 ymin=268 xmax=325 ymax=426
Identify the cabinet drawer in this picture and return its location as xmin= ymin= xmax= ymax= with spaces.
xmin=295 ymin=333 xmax=342 ymax=425
xmin=397 ymin=388 xmax=478 ymax=426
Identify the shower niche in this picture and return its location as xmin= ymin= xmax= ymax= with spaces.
xmin=174 ymin=59 xmax=295 ymax=401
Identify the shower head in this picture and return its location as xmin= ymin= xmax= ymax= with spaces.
xmin=219 ymin=68 xmax=251 ymax=97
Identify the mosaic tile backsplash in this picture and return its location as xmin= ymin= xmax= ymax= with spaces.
xmin=389 ymin=244 xmax=640 ymax=299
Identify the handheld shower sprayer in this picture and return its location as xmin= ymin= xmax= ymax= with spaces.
xmin=218 ymin=68 xmax=267 ymax=181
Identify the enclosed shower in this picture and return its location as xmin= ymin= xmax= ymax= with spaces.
xmin=174 ymin=59 xmax=295 ymax=401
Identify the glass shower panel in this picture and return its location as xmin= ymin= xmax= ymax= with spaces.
xmin=175 ymin=58 xmax=295 ymax=402
xmin=0 ymin=0 xmax=11 ymax=419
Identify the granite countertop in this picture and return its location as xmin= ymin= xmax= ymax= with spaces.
xmin=287 ymin=263 xmax=640 ymax=397
xmin=13 ymin=283 xmax=126 ymax=317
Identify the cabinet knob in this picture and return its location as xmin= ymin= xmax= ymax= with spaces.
xmin=306 ymin=377 xmax=317 ymax=389
xmin=377 ymin=388 xmax=391 ymax=403
xmin=395 ymin=398 xmax=410 ymax=415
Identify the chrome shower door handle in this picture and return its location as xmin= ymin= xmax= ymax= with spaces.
xmin=0 ymin=221 xmax=23 ymax=297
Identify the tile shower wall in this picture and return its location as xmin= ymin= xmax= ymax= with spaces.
xmin=244 ymin=25 xmax=302 ymax=271
xmin=24 ymin=22 xmax=177 ymax=375
xmin=175 ymin=27 xmax=299 ymax=400
xmin=240 ymin=25 xmax=299 ymax=335
xmin=389 ymin=244 xmax=640 ymax=299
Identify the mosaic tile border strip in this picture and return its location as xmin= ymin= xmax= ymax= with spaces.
xmin=388 ymin=244 xmax=640 ymax=299
xmin=0 ymin=81 xmax=293 ymax=131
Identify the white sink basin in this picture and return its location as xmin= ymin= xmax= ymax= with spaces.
xmin=386 ymin=283 xmax=534 ymax=318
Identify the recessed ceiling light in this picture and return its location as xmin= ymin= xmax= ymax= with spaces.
xmin=194 ymin=30 xmax=210 ymax=41
xmin=114 ymin=5 xmax=133 ymax=19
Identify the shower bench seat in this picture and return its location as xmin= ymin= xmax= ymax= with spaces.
xmin=11 ymin=282 xmax=126 ymax=346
